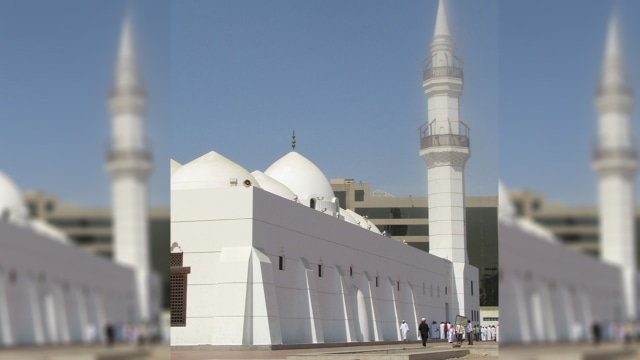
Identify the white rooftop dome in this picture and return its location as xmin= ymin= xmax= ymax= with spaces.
xmin=171 ymin=151 xmax=260 ymax=191
xmin=0 ymin=170 xmax=28 ymax=222
xmin=265 ymin=151 xmax=334 ymax=206
xmin=345 ymin=209 xmax=382 ymax=234
xmin=251 ymin=171 xmax=296 ymax=201
xmin=29 ymin=219 xmax=70 ymax=244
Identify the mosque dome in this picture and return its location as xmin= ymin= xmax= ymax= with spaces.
xmin=264 ymin=151 xmax=334 ymax=206
xmin=171 ymin=151 xmax=260 ymax=191
xmin=170 ymin=159 xmax=182 ymax=175
xmin=345 ymin=209 xmax=381 ymax=234
xmin=29 ymin=219 xmax=70 ymax=244
xmin=251 ymin=171 xmax=296 ymax=201
xmin=339 ymin=208 xmax=358 ymax=225
xmin=0 ymin=170 xmax=28 ymax=222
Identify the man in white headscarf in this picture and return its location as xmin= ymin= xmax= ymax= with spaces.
xmin=400 ymin=320 xmax=409 ymax=342
xmin=439 ymin=322 xmax=445 ymax=339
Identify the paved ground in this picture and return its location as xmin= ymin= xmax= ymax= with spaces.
xmin=0 ymin=343 xmax=170 ymax=360
xmin=499 ymin=341 xmax=640 ymax=360
xmin=171 ymin=340 xmax=498 ymax=360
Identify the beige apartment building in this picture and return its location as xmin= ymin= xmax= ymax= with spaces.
xmin=509 ymin=189 xmax=640 ymax=267
xmin=330 ymin=179 xmax=499 ymax=316
xmin=22 ymin=191 xmax=170 ymax=308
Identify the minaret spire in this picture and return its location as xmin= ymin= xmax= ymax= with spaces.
xmin=111 ymin=14 xmax=145 ymax=100
xmin=106 ymin=13 xmax=154 ymax=326
xmin=434 ymin=0 xmax=451 ymax=38
xmin=598 ymin=13 xmax=632 ymax=98
xmin=592 ymin=11 xmax=637 ymax=322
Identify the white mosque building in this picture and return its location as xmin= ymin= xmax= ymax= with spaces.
xmin=0 ymin=171 xmax=138 ymax=346
xmin=170 ymin=0 xmax=480 ymax=347
xmin=499 ymin=13 xmax=640 ymax=344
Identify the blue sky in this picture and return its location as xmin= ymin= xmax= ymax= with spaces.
xmin=3 ymin=0 xmax=637 ymax=208
xmin=171 ymin=0 xmax=499 ymax=198
xmin=0 ymin=0 xmax=169 ymax=208
xmin=500 ymin=0 xmax=640 ymax=206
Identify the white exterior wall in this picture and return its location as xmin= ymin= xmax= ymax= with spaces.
xmin=170 ymin=186 xmax=480 ymax=346
xmin=499 ymin=219 xmax=624 ymax=344
xmin=0 ymin=220 xmax=137 ymax=346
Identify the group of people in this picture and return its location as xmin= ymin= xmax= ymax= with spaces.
xmin=399 ymin=319 xmax=499 ymax=347
xmin=434 ymin=321 xmax=499 ymax=344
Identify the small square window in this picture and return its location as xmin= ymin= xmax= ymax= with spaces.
xmin=354 ymin=190 xmax=364 ymax=202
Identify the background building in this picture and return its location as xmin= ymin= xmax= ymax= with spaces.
xmin=22 ymin=191 xmax=170 ymax=309
xmin=331 ymin=180 xmax=498 ymax=322
xmin=508 ymin=189 xmax=640 ymax=268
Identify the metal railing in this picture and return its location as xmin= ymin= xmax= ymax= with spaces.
xmin=106 ymin=148 xmax=152 ymax=162
xmin=423 ymin=66 xmax=463 ymax=81
xmin=592 ymin=147 xmax=637 ymax=161
xmin=419 ymin=120 xmax=470 ymax=150
xmin=420 ymin=134 xmax=470 ymax=149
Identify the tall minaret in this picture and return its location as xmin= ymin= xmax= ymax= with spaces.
xmin=106 ymin=16 xmax=153 ymax=323
xmin=420 ymin=0 xmax=475 ymax=320
xmin=592 ymin=14 xmax=637 ymax=322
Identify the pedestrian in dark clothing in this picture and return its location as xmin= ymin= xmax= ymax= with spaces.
xmin=418 ymin=318 xmax=430 ymax=347
xmin=105 ymin=323 xmax=115 ymax=346
xmin=592 ymin=322 xmax=601 ymax=346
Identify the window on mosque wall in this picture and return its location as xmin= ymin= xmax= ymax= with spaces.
xmin=355 ymin=207 xmax=428 ymax=219
xmin=354 ymin=190 xmax=364 ymax=202
xmin=471 ymin=281 xmax=474 ymax=296
xmin=279 ymin=256 xmax=284 ymax=271
xmin=375 ymin=276 xmax=379 ymax=287
xmin=349 ymin=265 xmax=353 ymax=277
xmin=170 ymin=251 xmax=190 ymax=327
xmin=483 ymin=317 xmax=499 ymax=322
xmin=318 ymin=264 xmax=323 ymax=277
xmin=397 ymin=281 xmax=400 ymax=291
xmin=445 ymin=286 xmax=447 ymax=295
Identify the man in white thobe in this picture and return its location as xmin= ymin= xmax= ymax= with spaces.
xmin=400 ymin=320 xmax=409 ymax=342
xmin=439 ymin=322 xmax=445 ymax=340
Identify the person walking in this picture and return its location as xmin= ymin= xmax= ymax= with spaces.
xmin=418 ymin=318 xmax=430 ymax=347
xmin=400 ymin=320 xmax=410 ymax=342
xmin=466 ymin=320 xmax=474 ymax=345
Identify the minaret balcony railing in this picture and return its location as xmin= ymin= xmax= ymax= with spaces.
xmin=107 ymin=148 xmax=152 ymax=163
xmin=419 ymin=120 xmax=470 ymax=150
xmin=106 ymin=140 xmax=152 ymax=163
xmin=595 ymin=83 xmax=633 ymax=97
xmin=423 ymin=56 xmax=464 ymax=82
xmin=423 ymin=66 xmax=463 ymax=81
xmin=592 ymin=147 xmax=637 ymax=161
